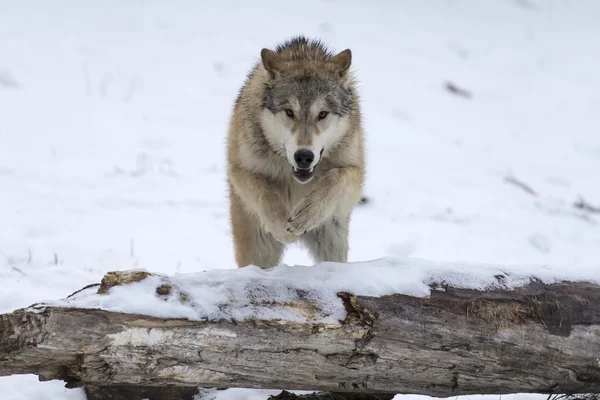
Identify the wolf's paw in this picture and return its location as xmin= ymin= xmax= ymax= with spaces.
xmin=260 ymin=194 xmax=298 ymax=244
xmin=287 ymin=200 xmax=321 ymax=236
xmin=266 ymin=225 xmax=299 ymax=244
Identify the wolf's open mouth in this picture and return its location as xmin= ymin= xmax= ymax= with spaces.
xmin=292 ymin=167 xmax=314 ymax=183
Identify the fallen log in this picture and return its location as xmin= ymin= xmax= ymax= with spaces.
xmin=1 ymin=258 xmax=600 ymax=399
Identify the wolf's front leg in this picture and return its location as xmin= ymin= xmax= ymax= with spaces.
xmin=287 ymin=166 xmax=363 ymax=235
xmin=229 ymin=166 xmax=298 ymax=244
xmin=301 ymin=215 xmax=350 ymax=263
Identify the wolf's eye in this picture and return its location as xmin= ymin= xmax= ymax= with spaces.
xmin=284 ymin=108 xmax=295 ymax=119
xmin=318 ymin=111 xmax=329 ymax=120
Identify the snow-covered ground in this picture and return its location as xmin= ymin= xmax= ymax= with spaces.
xmin=1 ymin=0 xmax=599 ymax=398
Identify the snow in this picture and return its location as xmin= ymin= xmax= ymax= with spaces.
xmin=0 ymin=375 xmax=86 ymax=400
xmin=194 ymin=389 xmax=314 ymax=400
xmin=1 ymin=0 xmax=600 ymax=399
xmin=36 ymin=257 xmax=600 ymax=325
xmin=194 ymin=391 xmax=550 ymax=400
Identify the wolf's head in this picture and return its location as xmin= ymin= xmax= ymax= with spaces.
xmin=259 ymin=37 xmax=356 ymax=184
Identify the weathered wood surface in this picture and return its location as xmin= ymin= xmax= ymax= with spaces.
xmin=1 ymin=278 xmax=600 ymax=398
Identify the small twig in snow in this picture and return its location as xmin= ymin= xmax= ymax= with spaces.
xmin=504 ymin=176 xmax=538 ymax=197
xmin=574 ymin=198 xmax=600 ymax=214
xmin=534 ymin=200 xmax=596 ymax=225
xmin=445 ymin=81 xmax=472 ymax=99
xmin=54 ymin=253 xmax=58 ymax=265
xmin=65 ymin=283 xmax=101 ymax=299
xmin=11 ymin=266 xmax=27 ymax=276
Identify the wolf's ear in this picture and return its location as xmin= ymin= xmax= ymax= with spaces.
xmin=261 ymin=48 xmax=283 ymax=78
xmin=330 ymin=49 xmax=352 ymax=77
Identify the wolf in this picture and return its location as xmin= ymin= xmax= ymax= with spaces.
xmin=226 ymin=36 xmax=365 ymax=269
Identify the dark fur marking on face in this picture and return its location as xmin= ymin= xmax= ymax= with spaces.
xmin=262 ymin=76 xmax=353 ymax=117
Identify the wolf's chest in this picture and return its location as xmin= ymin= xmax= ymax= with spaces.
xmin=279 ymin=176 xmax=317 ymax=209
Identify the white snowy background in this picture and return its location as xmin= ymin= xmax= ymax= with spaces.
xmin=1 ymin=0 xmax=599 ymax=399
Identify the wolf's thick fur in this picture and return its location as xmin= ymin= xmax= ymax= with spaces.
xmin=226 ymin=36 xmax=365 ymax=268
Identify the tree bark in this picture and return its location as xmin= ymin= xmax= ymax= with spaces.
xmin=1 ymin=276 xmax=600 ymax=398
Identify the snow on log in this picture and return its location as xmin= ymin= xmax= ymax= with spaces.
xmin=1 ymin=258 xmax=600 ymax=399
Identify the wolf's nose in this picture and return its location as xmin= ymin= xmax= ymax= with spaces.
xmin=294 ymin=150 xmax=314 ymax=169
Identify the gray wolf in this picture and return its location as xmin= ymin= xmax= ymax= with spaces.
xmin=226 ymin=36 xmax=365 ymax=269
